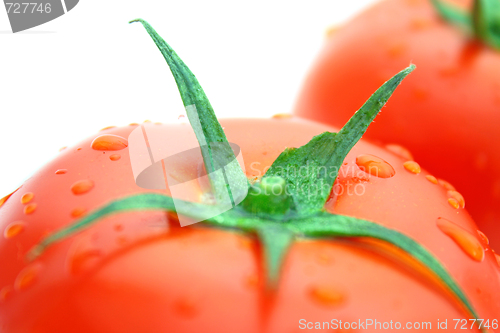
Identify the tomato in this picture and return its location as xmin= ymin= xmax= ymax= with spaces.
xmin=0 ymin=18 xmax=499 ymax=333
xmin=293 ymin=0 xmax=500 ymax=249
xmin=0 ymin=117 xmax=498 ymax=333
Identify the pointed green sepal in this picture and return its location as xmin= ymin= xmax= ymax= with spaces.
xmin=294 ymin=213 xmax=484 ymax=331
xmin=256 ymin=224 xmax=296 ymax=289
xmin=26 ymin=193 xmax=218 ymax=261
xmin=430 ymin=0 xmax=472 ymax=29
xmin=431 ymin=0 xmax=500 ymax=51
xmin=264 ymin=65 xmax=415 ymax=216
xmin=473 ymin=0 xmax=500 ymax=49
xmin=130 ymin=19 xmax=248 ymax=206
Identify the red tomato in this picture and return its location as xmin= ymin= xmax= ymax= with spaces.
xmin=294 ymin=0 xmax=500 ymax=248
xmin=0 ymin=118 xmax=499 ymax=333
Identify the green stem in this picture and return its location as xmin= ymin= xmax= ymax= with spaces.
xmin=242 ymin=177 xmax=294 ymax=218
xmin=130 ymin=19 xmax=248 ymax=206
xmin=431 ymin=0 xmax=500 ymax=50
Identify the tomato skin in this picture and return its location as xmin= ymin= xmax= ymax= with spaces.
xmin=294 ymin=0 xmax=500 ymax=249
xmin=0 ymin=118 xmax=499 ymax=333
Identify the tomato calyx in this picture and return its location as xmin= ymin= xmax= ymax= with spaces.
xmin=24 ymin=20 xmax=484 ymax=326
xmin=431 ymin=0 xmax=500 ymax=49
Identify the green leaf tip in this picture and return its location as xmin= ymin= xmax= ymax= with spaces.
xmin=263 ymin=64 xmax=415 ymax=216
xmin=431 ymin=0 xmax=500 ymax=50
xmin=130 ymin=18 xmax=248 ymax=207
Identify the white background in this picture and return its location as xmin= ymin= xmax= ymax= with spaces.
xmin=0 ymin=0 xmax=378 ymax=195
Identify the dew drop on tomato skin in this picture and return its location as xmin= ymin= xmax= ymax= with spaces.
xmin=425 ymin=175 xmax=438 ymax=184
xmin=438 ymin=179 xmax=456 ymax=191
xmin=23 ymin=203 xmax=37 ymax=215
xmin=90 ymin=134 xmax=128 ymax=151
xmin=437 ymin=218 xmax=485 ymax=262
xmin=308 ymin=286 xmax=345 ymax=307
xmin=477 ymin=230 xmax=489 ymax=245
xmin=4 ymin=221 xmax=25 ymax=239
xmin=14 ymin=264 xmax=41 ymax=291
xmin=355 ymin=154 xmax=395 ymax=178
xmin=448 ymin=198 xmax=460 ymax=209
xmin=71 ymin=180 xmax=94 ymax=195
xmin=447 ymin=190 xmax=465 ymax=208
xmin=0 ymin=187 xmax=20 ymax=208
xmin=403 ymin=161 xmax=421 ymax=174
xmin=109 ymin=154 xmax=121 ymax=161
xmin=55 ymin=169 xmax=67 ymax=175
xmin=385 ymin=144 xmax=414 ymax=160
xmin=20 ymin=192 xmax=34 ymax=204
xmin=70 ymin=207 xmax=86 ymax=218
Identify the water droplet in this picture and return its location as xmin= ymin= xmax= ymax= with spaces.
xmin=99 ymin=126 xmax=116 ymax=131
xmin=356 ymin=154 xmax=395 ymax=178
xmin=15 ymin=264 xmax=41 ymax=290
xmin=309 ymin=286 xmax=345 ymax=307
xmin=272 ymin=113 xmax=293 ymax=119
xmin=437 ymin=218 xmax=484 ymax=262
xmin=0 ymin=286 xmax=12 ymax=301
xmin=109 ymin=154 xmax=121 ymax=161
xmin=55 ymin=169 xmax=67 ymax=175
xmin=174 ymin=297 xmax=199 ymax=317
xmin=438 ymin=179 xmax=456 ymax=191
xmin=23 ymin=203 xmax=37 ymax=215
xmin=425 ymin=175 xmax=438 ymax=184
xmin=178 ymin=115 xmax=185 ymax=120
xmin=403 ymin=161 xmax=421 ymax=174
xmin=21 ymin=192 xmax=34 ymax=204
xmin=59 ymin=146 xmax=67 ymax=152
xmin=91 ymin=134 xmax=128 ymax=151
xmin=477 ymin=230 xmax=489 ymax=245
xmin=4 ymin=221 xmax=25 ymax=239
xmin=68 ymin=249 xmax=102 ymax=275
xmin=448 ymin=198 xmax=460 ymax=209
xmin=447 ymin=190 xmax=465 ymax=208
xmin=71 ymin=207 xmax=86 ymax=218
xmin=385 ymin=144 xmax=414 ymax=160
xmin=0 ymin=188 xmax=20 ymax=208
xmin=71 ymin=180 xmax=94 ymax=195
